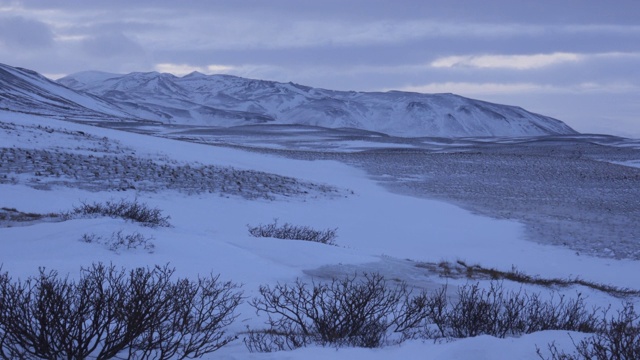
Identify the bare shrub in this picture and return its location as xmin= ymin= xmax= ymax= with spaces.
xmin=434 ymin=282 xmax=600 ymax=340
xmin=245 ymin=273 xmax=430 ymax=352
xmin=80 ymin=230 xmax=155 ymax=253
xmin=246 ymin=274 xmax=604 ymax=353
xmin=539 ymin=302 xmax=640 ymax=360
xmin=0 ymin=263 xmax=242 ymax=359
xmin=65 ymin=198 xmax=170 ymax=227
xmin=247 ymin=219 xmax=337 ymax=245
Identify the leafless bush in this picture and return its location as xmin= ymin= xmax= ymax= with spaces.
xmin=247 ymin=219 xmax=337 ymax=245
xmin=81 ymin=230 xmax=155 ymax=253
xmin=539 ymin=302 xmax=640 ymax=360
xmin=65 ymin=198 xmax=170 ymax=227
xmin=246 ymin=275 xmax=604 ymax=352
xmin=0 ymin=263 xmax=242 ymax=359
xmin=431 ymin=282 xmax=600 ymax=340
xmin=245 ymin=273 xmax=430 ymax=352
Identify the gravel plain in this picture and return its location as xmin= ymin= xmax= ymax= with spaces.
xmin=0 ymin=120 xmax=342 ymax=201
xmin=348 ymin=142 xmax=640 ymax=260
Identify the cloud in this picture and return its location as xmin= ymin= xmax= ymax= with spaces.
xmin=0 ymin=15 xmax=53 ymax=49
xmin=398 ymin=82 xmax=640 ymax=96
xmin=154 ymin=63 xmax=207 ymax=75
xmin=430 ymin=53 xmax=582 ymax=70
xmin=80 ymin=32 xmax=145 ymax=58
xmin=153 ymin=62 xmax=289 ymax=81
xmin=147 ymin=19 xmax=546 ymax=52
xmin=128 ymin=17 xmax=640 ymax=52
xmin=400 ymin=82 xmax=550 ymax=95
xmin=429 ymin=52 xmax=640 ymax=73
xmin=154 ymin=63 xmax=236 ymax=76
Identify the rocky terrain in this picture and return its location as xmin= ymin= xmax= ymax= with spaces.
xmin=0 ymin=120 xmax=341 ymax=200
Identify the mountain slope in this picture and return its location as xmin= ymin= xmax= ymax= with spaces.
xmin=59 ymin=71 xmax=577 ymax=137
xmin=59 ymin=71 xmax=276 ymax=126
xmin=0 ymin=62 xmax=576 ymax=137
xmin=0 ymin=63 xmax=135 ymax=121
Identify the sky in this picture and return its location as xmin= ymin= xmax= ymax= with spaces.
xmin=1 ymin=0 xmax=639 ymax=137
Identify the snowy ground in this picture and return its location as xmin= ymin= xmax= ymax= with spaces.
xmin=163 ymin=124 xmax=640 ymax=260
xmin=1 ymin=111 xmax=639 ymax=359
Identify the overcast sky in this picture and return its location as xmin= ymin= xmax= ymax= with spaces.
xmin=1 ymin=0 xmax=639 ymax=137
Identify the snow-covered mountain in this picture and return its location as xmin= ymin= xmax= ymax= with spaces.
xmin=0 ymin=63 xmax=136 ymax=121
xmin=59 ymin=70 xmax=577 ymax=137
xmin=1 ymin=62 xmax=576 ymax=137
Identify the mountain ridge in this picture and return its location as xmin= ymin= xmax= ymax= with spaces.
xmin=1 ymin=62 xmax=577 ymax=137
xmin=58 ymin=70 xmax=577 ymax=137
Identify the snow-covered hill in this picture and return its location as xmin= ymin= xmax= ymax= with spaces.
xmin=59 ymin=70 xmax=577 ymax=137
xmin=0 ymin=63 xmax=136 ymax=122
xmin=0 ymin=62 xmax=577 ymax=137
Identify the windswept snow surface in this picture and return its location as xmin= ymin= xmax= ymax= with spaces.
xmin=1 ymin=111 xmax=638 ymax=359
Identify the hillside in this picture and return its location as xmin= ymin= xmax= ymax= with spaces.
xmin=0 ymin=62 xmax=578 ymax=137
xmin=58 ymin=69 xmax=577 ymax=137
xmin=0 ymin=63 xmax=135 ymax=121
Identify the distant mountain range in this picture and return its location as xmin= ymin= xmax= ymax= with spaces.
xmin=1 ymin=62 xmax=577 ymax=137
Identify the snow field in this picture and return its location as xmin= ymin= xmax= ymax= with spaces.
xmin=1 ymin=112 xmax=638 ymax=359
